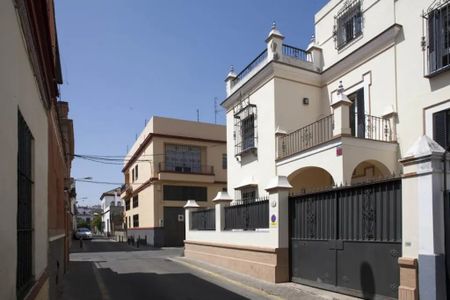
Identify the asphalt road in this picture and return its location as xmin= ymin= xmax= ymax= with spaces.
xmin=60 ymin=237 xmax=274 ymax=300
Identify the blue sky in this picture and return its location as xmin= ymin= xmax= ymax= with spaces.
xmin=55 ymin=0 xmax=328 ymax=206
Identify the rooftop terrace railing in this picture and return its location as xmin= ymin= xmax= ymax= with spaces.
xmin=232 ymin=44 xmax=311 ymax=86
xmin=233 ymin=49 xmax=268 ymax=85
xmin=282 ymin=44 xmax=311 ymax=62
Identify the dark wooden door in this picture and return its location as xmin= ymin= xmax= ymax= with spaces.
xmin=163 ymin=207 xmax=185 ymax=247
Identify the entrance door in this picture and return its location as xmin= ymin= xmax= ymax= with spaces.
xmin=349 ymin=88 xmax=365 ymax=138
xmin=163 ymin=207 xmax=185 ymax=247
xmin=290 ymin=179 xmax=401 ymax=299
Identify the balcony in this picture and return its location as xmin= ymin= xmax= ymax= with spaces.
xmin=230 ymin=44 xmax=313 ymax=91
xmin=157 ymin=162 xmax=215 ymax=183
xmin=277 ymin=113 xmax=395 ymax=160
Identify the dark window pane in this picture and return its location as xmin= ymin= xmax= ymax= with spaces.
xmin=434 ymin=110 xmax=447 ymax=148
xmin=163 ymin=185 xmax=207 ymax=201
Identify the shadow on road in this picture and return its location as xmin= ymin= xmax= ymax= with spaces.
xmin=70 ymin=238 xmax=166 ymax=253
xmin=61 ymin=261 xmax=249 ymax=300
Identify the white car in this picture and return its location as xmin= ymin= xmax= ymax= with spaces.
xmin=74 ymin=227 xmax=93 ymax=240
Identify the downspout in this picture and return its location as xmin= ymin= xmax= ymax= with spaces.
xmin=443 ymin=147 xmax=450 ymax=298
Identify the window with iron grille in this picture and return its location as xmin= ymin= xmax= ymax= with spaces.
xmin=133 ymin=214 xmax=139 ymax=227
xmin=132 ymin=194 xmax=139 ymax=208
xmin=233 ymin=100 xmax=257 ymax=156
xmin=424 ymin=2 xmax=450 ymax=75
xmin=241 ymin=186 xmax=257 ymax=202
xmin=163 ymin=185 xmax=207 ymax=201
xmin=17 ymin=111 xmax=34 ymax=296
xmin=222 ymin=154 xmax=227 ymax=169
xmin=335 ymin=0 xmax=362 ymax=49
xmin=125 ymin=200 xmax=130 ymax=210
xmin=433 ymin=108 xmax=450 ymax=149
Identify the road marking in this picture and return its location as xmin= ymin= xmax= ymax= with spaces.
xmin=170 ymin=258 xmax=283 ymax=300
xmin=91 ymin=262 xmax=111 ymax=300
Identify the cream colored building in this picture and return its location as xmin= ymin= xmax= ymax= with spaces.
xmin=122 ymin=116 xmax=226 ymax=247
xmin=1 ymin=0 xmax=64 ymax=299
xmin=185 ymin=1 xmax=450 ymax=299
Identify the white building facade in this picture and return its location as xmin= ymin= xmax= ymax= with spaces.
xmin=100 ymin=188 xmax=124 ymax=235
xmin=185 ymin=1 xmax=450 ymax=299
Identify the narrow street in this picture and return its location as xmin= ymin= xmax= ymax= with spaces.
xmin=60 ymin=237 xmax=274 ymax=300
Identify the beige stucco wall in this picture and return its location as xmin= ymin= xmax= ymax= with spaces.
xmin=124 ymin=117 xmax=226 ymax=229
xmin=0 ymin=1 xmax=49 ymax=298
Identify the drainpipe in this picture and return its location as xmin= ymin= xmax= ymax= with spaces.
xmin=443 ymin=147 xmax=450 ymax=297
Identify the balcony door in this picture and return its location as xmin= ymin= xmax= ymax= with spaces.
xmin=349 ymin=88 xmax=365 ymax=138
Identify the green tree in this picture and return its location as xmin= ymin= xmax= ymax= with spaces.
xmin=92 ymin=214 xmax=102 ymax=233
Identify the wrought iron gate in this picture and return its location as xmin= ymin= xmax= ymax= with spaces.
xmin=289 ymin=179 xmax=402 ymax=299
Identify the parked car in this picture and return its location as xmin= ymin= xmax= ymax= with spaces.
xmin=74 ymin=227 xmax=93 ymax=240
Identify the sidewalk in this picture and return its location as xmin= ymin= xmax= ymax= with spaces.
xmin=170 ymin=256 xmax=358 ymax=300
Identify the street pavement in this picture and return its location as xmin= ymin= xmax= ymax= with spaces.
xmin=60 ymin=237 xmax=353 ymax=300
xmin=60 ymin=237 xmax=272 ymax=300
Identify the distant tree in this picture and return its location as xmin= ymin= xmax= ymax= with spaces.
xmin=92 ymin=214 xmax=102 ymax=233
xmin=77 ymin=219 xmax=90 ymax=229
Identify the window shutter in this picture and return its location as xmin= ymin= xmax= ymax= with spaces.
xmin=433 ymin=110 xmax=447 ymax=148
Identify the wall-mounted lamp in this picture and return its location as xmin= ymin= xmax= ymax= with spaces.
xmin=303 ymin=97 xmax=309 ymax=105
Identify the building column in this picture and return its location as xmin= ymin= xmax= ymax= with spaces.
xmin=331 ymin=81 xmax=352 ymax=137
xmin=265 ymin=175 xmax=292 ymax=282
xmin=184 ymin=200 xmax=200 ymax=237
xmin=213 ymin=191 xmax=233 ymax=231
xmin=399 ymin=135 xmax=447 ymax=300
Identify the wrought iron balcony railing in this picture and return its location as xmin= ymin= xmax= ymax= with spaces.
xmin=277 ymin=115 xmax=334 ymax=159
xmin=277 ymin=114 xmax=394 ymax=160
xmin=158 ymin=162 xmax=214 ymax=175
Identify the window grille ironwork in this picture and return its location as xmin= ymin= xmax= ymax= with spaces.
xmin=233 ymin=99 xmax=257 ymax=156
xmin=132 ymin=195 xmax=139 ymax=208
xmin=133 ymin=214 xmax=139 ymax=227
xmin=335 ymin=0 xmax=363 ymax=49
xmin=423 ymin=1 xmax=450 ymax=75
xmin=164 ymin=144 xmax=202 ymax=173
xmin=17 ymin=111 xmax=34 ymax=296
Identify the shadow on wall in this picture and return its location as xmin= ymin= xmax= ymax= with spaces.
xmin=360 ymin=261 xmax=375 ymax=300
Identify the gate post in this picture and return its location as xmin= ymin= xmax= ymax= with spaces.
xmin=399 ymin=135 xmax=447 ymax=300
xmin=265 ymin=175 xmax=292 ymax=282
xmin=213 ymin=191 xmax=232 ymax=231
xmin=184 ymin=200 xmax=200 ymax=240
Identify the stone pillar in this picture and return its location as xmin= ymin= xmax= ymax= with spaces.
xmin=225 ymin=65 xmax=237 ymax=97
xmin=266 ymin=22 xmax=284 ymax=62
xmin=399 ymin=135 xmax=447 ymax=300
xmin=275 ymin=127 xmax=288 ymax=159
xmin=331 ymin=81 xmax=352 ymax=137
xmin=306 ymin=35 xmax=323 ymax=72
xmin=382 ymin=107 xmax=398 ymax=142
xmin=213 ymin=191 xmax=233 ymax=231
xmin=265 ymin=175 xmax=292 ymax=282
xmin=184 ymin=200 xmax=200 ymax=238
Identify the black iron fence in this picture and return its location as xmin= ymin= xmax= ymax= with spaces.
xmin=233 ymin=49 xmax=268 ymax=85
xmin=282 ymin=44 xmax=311 ymax=62
xmin=277 ymin=115 xmax=334 ymax=159
xmin=191 ymin=208 xmax=216 ymax=230
xmin=224 ymin=196 xmax=269 ymax=230
xmin=159 ymin=162 xmax=214 ymax=175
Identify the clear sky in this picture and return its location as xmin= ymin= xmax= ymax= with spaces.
xmin=55 ymin=0 xmax=328 ymax=206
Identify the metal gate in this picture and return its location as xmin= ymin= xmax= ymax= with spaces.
xmin=289 ymin=179 xmax=402 ymax=299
